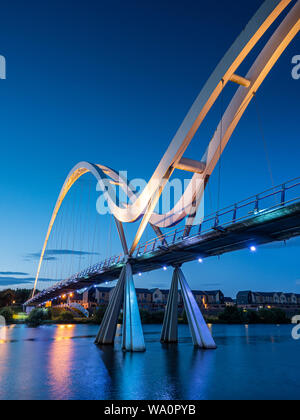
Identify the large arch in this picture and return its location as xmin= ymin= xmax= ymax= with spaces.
xmin=32 ymin=0 xmax=300 ymax=297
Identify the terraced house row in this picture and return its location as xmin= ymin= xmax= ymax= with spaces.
xmin=67 ymin=286 xmax=300 ymax=315
xmin=71 ymin=287 xmax=229 ymax=311
xmin=237 ymin=291 xmax=300 ymax=308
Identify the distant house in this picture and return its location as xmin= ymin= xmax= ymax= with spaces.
xmin=277 ymin=293 xmax=287 ymax=305
xmin=151 ymin=288 xmax=169 ymax=304
xmin=95 ymin=287 xmax=113 ymax=304
xmin=136 ymin=289 xmax=153 ymax=305
xmin=237 ymin=291 xmax=281 ymax=306
xmin=205 ymin=290 xmax=224 ymax=305
xmin=69 ymin=291 xmax=86 ymax=306
xmin=191 ymin=291 xmax=208 ymax=307
xmin=71 ymin=285 xmax=228 ymax=312
xmin=253 ymin=292 xmax=264 ymax=304
xmin=258 ymin=292 xmax=279 ymax=305
xmin=237 ymin=290 xmax=300 ymax=307
xmin=284 ymin=293 xmax=297 ymax=305
xmin=224 ymin=297 xmax=235 ymax=307
xmin=236 ymin=291 xmax=256 ymax=305
xmin=70 ymin=287 xmax=113 ymax=309
xmin=74 ymin=289 xmax=96 ymax=309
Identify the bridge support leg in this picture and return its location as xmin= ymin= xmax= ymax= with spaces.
xmin=177 ymin=267 xmax=217 ymax=349
xmin=95 ymin=265 xmax=126 ymax=345
xmin=122 ymin=263 xmax=146 ymax=352
xmin=161 ymin=268 xmax=178 ymax=343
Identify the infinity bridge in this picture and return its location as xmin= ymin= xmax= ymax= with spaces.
xmin=25 ymin=1 xmax=300 ymax=352
xmin=27 ymin=178 xmax=300 ymax=304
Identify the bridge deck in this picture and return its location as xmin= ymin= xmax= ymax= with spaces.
xmin=27 ymin=201 xmax=300 ymax=306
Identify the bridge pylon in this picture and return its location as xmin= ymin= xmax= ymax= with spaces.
xmin=160 ymin=268 xmax=178 ymax=343
xmin=161 ymin=267 xmax=217 ymax=349
xmin=95 ymin=265 xmax=126 ymax=345
xmin=122 ymin=263 xmax=145 ymax=352
xmin=95 ymin=263 xmax=145 ymax=352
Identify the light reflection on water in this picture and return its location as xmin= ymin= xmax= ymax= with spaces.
xmin=0 ymin=324 xmax=299 ymax=400
xmin=48 ymin=325 xmax=76 ymax=399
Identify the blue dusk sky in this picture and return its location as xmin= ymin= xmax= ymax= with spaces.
xmin=0 ymin=0 xmax=299 ymax=297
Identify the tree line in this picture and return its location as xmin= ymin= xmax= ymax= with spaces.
xmin=0 ymin=288 xmax=35 ymax=308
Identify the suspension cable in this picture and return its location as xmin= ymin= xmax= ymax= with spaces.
xmin=254 ymin=93 xmax=275 ymax=187
xmin=217 ymin=78 xmax=225 ymax=212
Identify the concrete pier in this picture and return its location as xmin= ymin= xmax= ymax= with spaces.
xmin=95 ymin=263 xmax=145 ymax=352
xmin=122 ymin=263 xmax=145 ymax=352
xmin=161 ymin=268 xmax=178 ymax=343
xmin=177 ymin=267 xmax=216 ymax=349
xmin=95 ymin=265 xmax=126 ymax=345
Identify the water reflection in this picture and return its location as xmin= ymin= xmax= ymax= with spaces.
xmin=0 ymin=326 xmax=9 ymax=387
xmin=0 ymin=324 xmax=299 ymax=400
xmin=187 ymin=349 xmax=216 ymax=399
xmin=97 ymin=344 xmax=147 ymax=399
xmin=48 ymin=325 xmax=76 ymax=399
xmin=0 ymin=324 xmax=7 ymax=344
xmin=97 ymin=335 xmax=216 ymax=400
xmin=160 ymin=342 xmax=216 ymax=400
xmin=161 ymin=343 xmax=181 ymax=399
xmin=120 ymin=352 xmax=148 ymax=399
xmin=245 ymin=324 xmax=250 ymax=345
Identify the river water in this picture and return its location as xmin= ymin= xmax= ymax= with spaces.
xmin=0 ymin=323 xmax=299 ymax=400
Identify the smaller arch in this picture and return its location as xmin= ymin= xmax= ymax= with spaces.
xmin=31 ymin=162 xmax=120 ymax=297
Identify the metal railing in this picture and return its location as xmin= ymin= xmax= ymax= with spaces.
xmin=50 ymin=253 xmax=125 ymax=289
xmin=26 ymin=253 xmax=125 ymax=304
xmin=135 ymin=177 xmax=300 ymax=257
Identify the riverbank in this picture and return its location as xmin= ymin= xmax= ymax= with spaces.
xmin=1 ymin=305 xmax=295 ymax=327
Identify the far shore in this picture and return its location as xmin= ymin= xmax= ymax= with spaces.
xmin=1 ymin=305 xmax=296 ymax=328
xmin=6 ymin=319 xmax=293 ymax=327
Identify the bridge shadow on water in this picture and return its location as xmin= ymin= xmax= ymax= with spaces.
xmin=96 ymin=330 xmax=216 ymax=400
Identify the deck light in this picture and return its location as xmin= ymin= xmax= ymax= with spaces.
xmin=198 ymin=258 xmax=203 ymax=263
xmin=250 ymin=246 xmax=257 ymax=252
